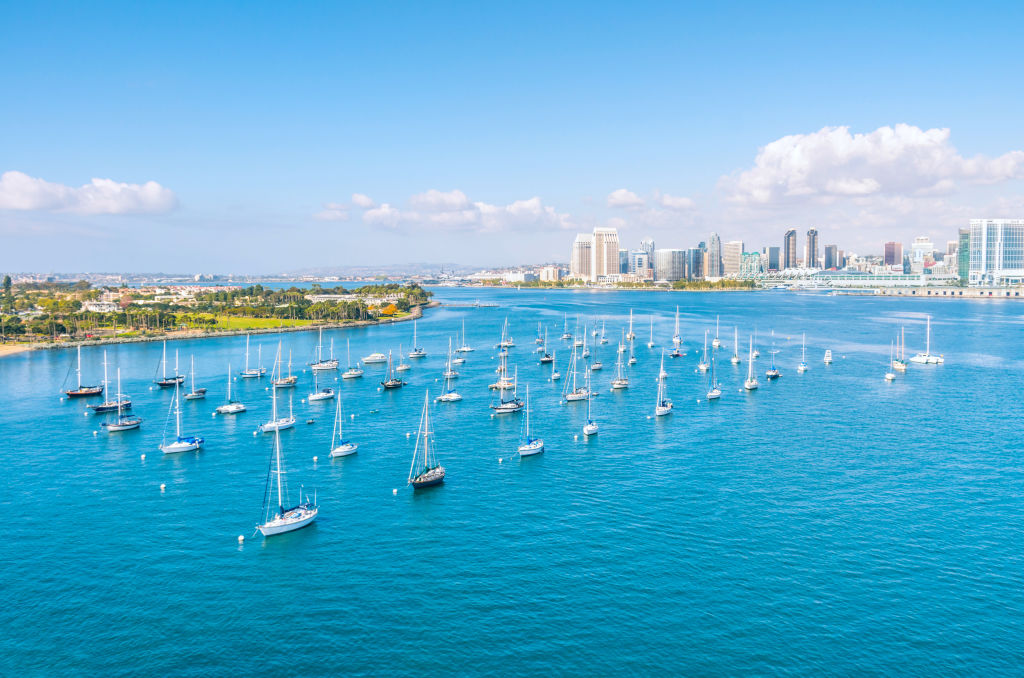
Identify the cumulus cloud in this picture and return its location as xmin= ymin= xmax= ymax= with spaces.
xmin=313 ymin=202 xmax=349 ymax=221
xmin=655 ymin=192 xmax=696 ymax=210
xmin=409 ymin=189 xmax=470 ymax=211
xmin=607 ymin=188 xmax=645 ymax=209
xmin=0 ymin=170 xmax=177 ymax=214
xmin=721 ymin=124 xmax=1024 ymax=206
xmin=351 ymin=193 xmax=375 ymax=208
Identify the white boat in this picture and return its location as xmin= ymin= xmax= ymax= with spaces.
xmin=261 ymin=395 xmax=296 ymax=431
xmin=497 ymin=317 xmax=515 ymax=348
xmin=342 ymin=339 xmax=364 ymax=379
xmin=489 ymin=349 xmax=515 ymax=390
xmin=362 ymin=351 xmax=387 ymax=364
xmin=154 ymin=342 xmax=185 ymax=387
xmin=307 ymin=351 xmax=336 ymax=401
xmin=550 ymin=351 xmax=561 ymax=381
xmin=581 ymin=328 xmax=590 ymax=359
xmin=823 ymin=349 xmax=833 ymax=365
xmin=655 ymin=351 xmax=673 ymax=416
xmin=712 ymin=316 xmax=721 ymax=349
xmin=647 ymin=315 xmax=655 ymax=348
xmin=240 ymin=335 xmax=267 ymax=378
xmin=697 ymin=330 xmax=710 ymax=372
xmin=752 ymin=328 xmax=761 ymax=358
xmin=765 ymin=343 xmax=781 ymax=380
xmin=256 ymin=395 xmax=318 ymax=536
xmin=160 ymin=382 xmax=204 ymax=454
xmin=600 ymin=320 xmax=609 ymax=344
xmin=627 ymin=339 xmax=637 ymax=365
xmin=491 ymin=366 xmax=524 ymax=413
xmin=216 ymin=363 xmax=246 ymax=414
xmin=184 ymin=355 xmax=208 ymax=399
xmin=63 ymin=344 xmax=104 ymax=398
xmin=442 ymin=337 xmax=459 ymax=379
xmin=437 ymin=340 xmax=462 ymax=402
xmin=408 ymin=391 xmax=446 ymax=489
xmin=611 ymin=333 xmax=629 ymax=389
xmin=539 ymin=329 xmax=554 ymax=363
xmin=706 ymin=354 xmax=722 ymax=400
xmin=730 ymin=327 xmax=741 ymax=365
xmin=910 ymin=316 xmax=944 ymax=364
xmin=272 ymin=350 xmax=298 ymax=388
xmin=626 ymin=309 xmax=635 ymax=341
xmin=885 ymin=341 xmax=896 ymax=381
xmin=797 ymin=333 xmax=808 ymax=373
xmin=88 ymin=351 xmax=132 ymax=414
xmin=562 ymin=345 xmax=590 ymax=401
xmin=582 ymin=371 xmax=598 ymax=436
xmin=743 ymin=337 xmax=759 ymax=390
xmin=102 ymin=369 xmax=142 ymax=431
xmin=409 ymin=320 xmax=427 ymax=358
xmin=329 ymin=396 xmax=358 ymax=457
xmin=893 ymin=326 xmax=908 ymax=371
xmin=517 ymin=385 xmax=544 ymax=456
xmin=311 ymin=328 xmax=340 ymax=372
xmin=672 ymin=306 xmax=682 ymax=347
xmin=560 ymin=313 xmax=572 ymax=340
xmin=456 ymin=318 xmax=475 ymax=353
xmin=535 ymin=322 xmax=544 ymax=344
xmin=395 ymin=344 xmax=412 ymax=372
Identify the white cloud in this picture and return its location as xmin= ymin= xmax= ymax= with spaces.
xmin=351 ymin=193 xmax=375 ymax=208
xmin=313 ymin=202 xmax=349 ymax=221
xmin=656 ymin=192 xmax=696 ymax=210
xmin=0 ymin=170 xmax=177 ymax=214
xmin=721 ymin=124 xmax=1024 ymax=206
xmin=607 ymin=188 xmax=645 ymax=209
xmin=363 ymin=203 xmax=404 ymax=226
xmin=409 ymin=189 xmax=470 ymax=211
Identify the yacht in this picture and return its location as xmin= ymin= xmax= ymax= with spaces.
xmin=654 ymin=351 xmax=673 ymax=416
xmin=160 ymin=383 xmax=204 ymax=454
xmin=743 ymin=337 xmax=759 ymax=390
xmin=362 ymin=351 xmax=388 ymax=364
xmin=909 ymin=316 xmax=944 ymax=364
xmin=408 ymin=392 xmax=445 ymax=489
xmin=216 ymin=363 xmax=246 ymax=414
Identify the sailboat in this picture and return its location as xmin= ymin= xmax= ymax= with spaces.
xmin=628 ymin=338 xmax=637 ymax=365
xmin=185 ymin=355 xmax=208 ymax=399
xmin=310 ymin=328 xmax=339 ymax=372
xmin=517 ymin=385 xmax=544 ymax=456
xmin=893 ymin=326 xmax=908 ymax=371
xmin=256 ymin=400 xmax=318 ymax=536
xmin=539 ymin=329 xmax=554 ymax=363
xmin=752 ymin=327 xmax=760 ymax=358
xmin=154 ymin=342 xmax=185 ymax=387
xmin=442 ymin=338 xmax=459 ymax=379
xmin=706 ymin=353 xmax=722 ymax=400
xmin=436 ymin=343 xmax=462 ymax=402
xmin=261 ymin=350 xmax=297 ymax=431
xmin=655 ymin=351 xmax=673 ymax=416
xmin=408 ymin=392 xmax=445 ymax=489
xmin=215 ymin=363 xmax=246 ymax=414
xmin=160 ymin=382 xmax=204 ymax=453
xmin=328 ymin=396 xmax=358 ymax=457
xmin=712 ymin=316 xmax=722 ymax=349
xmin=765 ymin=343 xmax=781 ymax=380
xmin=600 ymin=320 xmax=609 ymax=344
xmin=823 ymin=349 xmax=833 ymax=365
xmin=885 ymin=342 xmax=896 ymax=381
xmin=647 ymin=315 xmax=655 ymax=348
xmin=307 ymin=367 xmax=335 ymax=401
xmin=102 ymin=368 xmax=142 ymax=431
xmin=582 ymin=370 xmax=598 ymax=436
xmin=457 ymin=318 xmax=475 ymax=353
xmin=489 ymin=349 xmax=515 ymax=390
xmin=395 ymin=344 xmax=412 ymax=372
xmin=697 ymin=330 xmax=710 ymax=372
xmin=611 ymin=337 xmax=629 ymax=389
xmin=550 ymin=351 xmax=561 ymax=381
xmin=581 ymin=327 xmax=590 ymax=359
xmin=797 ymin=333 xmax=808 ymax=373
xmin=743 ymin=337 xmax=759 ymax=390
xmin=240 ymin=335 xmax=266 ymax=378
xmin=380 ymin=350 xmax=406 ymax=389
xmin=730 ymin=327 xmax=741 ymax=365
xmin=672 ymin=307 xmax=682 ymax=347
xmin=535 ymin=322 xmax=544 ymax=344
xmin=560 ymin=313 xmax=572 ymax=340
xmin=910 ymin=316 xmax=944 ymax=364
xmin=498 ymin=317 xmax=515 ymax=348
xmin=562 ymin=345 xmax=590 ymax=401
xmin=342 ymin=339 xmax=364 ymax=379
xmin=409 ymin=320 xmax=427 ymax=358
xmin=272 ymin=349 xmax=298 ymax=388
xmin=88 ymin=351 xmax=131 ymax=413
xmin=491 ymin=366 xmax=524 ymax=413
xmin=626 ymin=309 xmax=636 ymax=341
xmin=591 ymin=338 xmax=603 ymax=370
xmin=63 ymin=345 xmax=103 ymax=397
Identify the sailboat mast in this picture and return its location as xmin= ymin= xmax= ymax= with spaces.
xmin=116 ymin=368 xmax=122 ymax=417
xmin=926 ymin=316 xmax=931 ymax=355
xmin=77 ymin=345 xmax=83 ymax=389
xmin=174 ymin=383 xmax=182 ymax=437
xmin=245 ymin=335 xmax=251 ymax=372
xmin=274 ymin=428 xmax=284 ymax=514
xmin=162 ymin=342 xmax=167 ymax=379
xmin=103 ymin=350 xmax=109 ymax=393
xmin=227 ymin=363 xmax=232 ymax=400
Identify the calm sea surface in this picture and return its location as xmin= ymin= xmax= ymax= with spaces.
xmin=2 ymin=288 xmax=1023 ymax=676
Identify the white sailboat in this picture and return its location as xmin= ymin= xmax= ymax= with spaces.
xmin=240 ymin=335 xmax=267 ymax=378
xmin=582 ymin=370 xmax=598 ymax=436
xmin=535 ymin=322 xmax=545 ymax=344
xmin=256 ymin=407 xmax=318 ymax=536
xmin=408 ymin=392 xmax=446 ymax=489
xmin=160 ymin=382 xmax=204 ymax=454
xmin=155 ymin=342 xmax=185 ymax=387
xmin=765 ymin=342 xmax=781 ymax=380
xmin=744 ymin=337 xmax=759 ymax=390
xmin=436 ymin=344 xmax=462 ymax=402
xmin=823 ymin=349 xmax=833 ymax=365
xmin=885 ymin=341 xmax=896 ymax=381
xmin=102 ymin=368 xmax=142 ymax=431
xmin=647 ymin=316 xmax=656 ymax=348
xmin=611 ymin=338 xmax=629 ymax=389
xmin=797 ymin=333 xmax=808 ymax=373
xmin=272 ymin=349 xmax=298 ymax=388
xmin=893 ymin=326 xmax=908 ymax=371
xmin=442 ymin=337 xmax=459 ymax=379
xmin=712 ymin=316 xmax=721 ymax=349
xmin=216 ymin=363 xmax=246 ymax=414
xmin=550 ymin=350 xmax=561 ymax=381
xmin=498 ymin=317 xmax=515 ymax=348
xmin=329 ymin=396 xmax=358 ymax=457
xmin=672 ymin=307 xmax=681 ymax=347
xmin=581 ymin=326 xmax=590 ymax=359
xmin=730 ymin=327 xmax=741 ymax=365
xmin=262 ymin=349 xmax=298 ymax=431
xmin=491 ymin=366 xmax=524 ymax=413
xmin=517 ymin=385 xmax=544 ymax=456
xmin=628 ymin=338 xmax=637 ymax=365
xmin=562 ymin=345 xmax=590 ymax=401
xmin=311 ymin=328 xmax=339 ymax=372
xmin=910 ymin=316 xmax=944 ymax=364
xmin=752 ymin=327 xmax=760 ymax=358
xmin=342 ymin=339 xmax=364 ymax=379
xmin=626 ymin=309 xmax=636 ymax=341
xmin=655 ymin=350 xmax=673 ymax=416
xmin=185 ymin=355 xmax=208 ymax=399
xmin=539 ymin=329 xmax=554 ymax=363
xmin=395 ymin=344 xmax=411 ymax=372
xmin=697 ymin=329 xmax=710 ymax=372
xmin=409 ymin=320 xmax=427 ymax=358
xmin=560 ymin=313 xmax=572 ymax=340
xmin=706 ymin=353 xmax=722 ymax=400
xmin=63 ymin=344 xmax=103 ymax=397
xmin=307 ymin=367 xmax=335 ymax=401
xmin=457 ymin=318 xmax=475 ymax=353
xmin=600 ymin=320 xmax=609 ymax=344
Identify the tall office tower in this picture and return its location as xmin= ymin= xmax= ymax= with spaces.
xmin=570 ymin=233 xmax=593 ymax=280
xmin=722 ymin=240 xmax=744 ymax=276
xmin=653 ymin=249 xmax=686 ymax=282
xmin=910 ymin=236 xmax=936 ymax=265
xmin=686 ymin=247 xmax=703 ymax=280
xmin=591 ymin=227 xmax=620 ymax=281
xmin=639 ymin=238 xmax=655 ymax=271
xmin=946 ymin=240 xmax=958 ymax=256
xmin=619 ymin=249 xmax=629 ymax=274
xmin=957 ymin=228 xmax=970 ymax=284
xmin=969 ymin=219 xmax=1024 ymax=286
xmin=804 ymin=228 xmax=820 ymax=269
xmin=783 ymin=229 xmax=797 ymax=269
xmin=629 ymin=250 xmax=650 ymax=276
xmin=707 ymin=232 xmax=723 ymax=277
xmin=766 ymin=246 xmax=781 ymax=272
xmin=824 ymin=244 xmax=838 ymax=270
xmin=884 ymin=241 xmax=903 ymax=266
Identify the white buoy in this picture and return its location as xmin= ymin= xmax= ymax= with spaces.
xmin=301 ymin=399 xmax=306 ymax=403
xmin=83 ymin=412 xmax=89 ymax=417
xmin=140 ymin=454 xmax=146 ymax=460
xmin=149 ymin=386 xmax=153 ymax=391
xmin=253 ymin=430 xmax=258 ymax=436
xmin=574 ymin=434 xmax=579 ymax=441
xmin=238 ymin=535 xmax=244 ymax=543
xmin=212 ymin=412 xmax=216 ymax=417
xmin=160 ymin=483 xmax=166 ymax=492
xmin=59 ymin=396 xmax=64 ymax=401
xmin=313 ymin=456 xmax=318 ymax=462
xmin=350 ymin=414 xmax=355 ymax=419
xmin=265 ymin=386 xmax=269 ymax=391
xmin=93 ymin=430 xmax=98 ymax=436
xmin=499 ymin=457 xmax=503 ymax=463
xmin=393 ymin=488 xmax=398 ymax=495
xmin=377 ymin=387 xmax=382 ymax=392
xmin=406 ymin=432 xmax=411 ymax=438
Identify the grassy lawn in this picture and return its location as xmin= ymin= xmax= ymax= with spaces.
xmin=206 ymin=316 xmax=316 ymax=330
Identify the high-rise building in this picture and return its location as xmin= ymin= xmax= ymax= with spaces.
xmin=910 ymin=236 xmax=936 ymax=265
xmin=783 ymin=229 xmax=797 ymax=269
xmin=686 ymin=247 xmax=703 ymax=280
xmin=739 ymin=252 xmax=764 ymax=277
xmin=629 ymin=250 xmax=650 ymax=276
xmin=591 ymin=227 xmax=620 ymax=281
xmin=884 ymin=241 xmax=903 ymax=266
xmin=804 ymin=229 xmax=820 ymax=269
xmin=640 ymin=238 xmax=655 ymax=268
xmin=957 ymin=228 xmax=970 ymax=284
xmin=653 ymin=249 xmax=686 ymax=282
xmin=824 ymin=244 xmax=839 ymax=270
xmin=766 ymin=246 xmax=780 ymax=272
xmin=969 ymin=219 xmax=1024 ymax=286
xmin=722 ymin=240 xmax=744 ymax=276
xmin=619 ymin=249 xmax=629 ymax=274
xmin=539 ymin=265 xmax=562 ymax=282
xmin=570 ymin=233 xmax=593 ymax=280
xmin=707 ymin=233 xmax=723 ymax=277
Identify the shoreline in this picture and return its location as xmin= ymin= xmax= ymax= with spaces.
xmin=0 ymin=302 xmax=436 ymax=357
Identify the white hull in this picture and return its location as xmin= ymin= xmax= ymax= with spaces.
xmin=311 ymin=361 xmax=339 ymax=372
xmin=258 ymin=508 xmax=318 ymax=536
xmin=611 ymin=379 xmax=628 ymax=389
xmin=342 ymin=369 xmax=364 ymax=379
xmin=362 ymin=354 xmax=388 ymax=364
xmin=744 ymin=379 xmax=759 ymax=390
xmin=330 ymin=443 xmax=358 ymax=457
xmin=910 ymin=354 xmax=943 ymax=364
xmin=550 ymin=372 xmax=561 ymax=380
xmin=518 ymin=440 xmax=544 ymax=456
xmin=261 ymin=417 xmax=296 ymax=432
xmin=564 ymin=391 xmax=589 ymax=401
xmin=162 ymin=439 xmax=202 ymax=454
xmin=582 ymin=423 xmax=598 ymax=436
xmin=655 ymin=404 xmax=672 ymax=416
xmin=436 ymin=392 xmax=462 ymax=402
xmin=706 ymin=389 xmax=721 ymax=400
xmin=308 ymin=390 xmax=335 ymax=401
xmin=216 ymin=403 xmax=246 ymax=414
xmin=104 ymin=420 xmax=141 ymax=432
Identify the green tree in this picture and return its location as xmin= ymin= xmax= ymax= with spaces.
xmin=2 ymin=275 xmax=11 ymax=311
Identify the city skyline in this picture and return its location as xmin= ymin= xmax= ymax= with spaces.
xmin=4 ymin=3 xmax=1024 ymax=272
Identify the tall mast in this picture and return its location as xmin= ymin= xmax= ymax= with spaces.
xmin=162 ymin=341 xmax=167 ymax=379
xmin=524 ymin=385 xmax=530 ymax=437
xmin=926 ymin=316 xmax=931 ymax=354
xmin=747 ymin=337 xmax=754 ymax=379
xmin=174 ymin=383 xmax=182 ymax=438
xmin=102 ymin=350 xmax=109 ymax=393
xmin=116 ymin=368 xmax=122 ymax=417
xmin=77 ymin=345 xmax=83 ymax=389
xmin=245 ymin=335 xmax=251 ymax=372
xmin=227 ymin=363 xmax=232 ymax=400
xmin=274 ymin=426 xmax=283 ymax=515
xmin=190 ymin=355 xmax=195 ymax=390
xmin=174 ymin=349 xmax=179 ymax=377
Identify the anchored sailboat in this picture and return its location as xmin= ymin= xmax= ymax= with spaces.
xmin=329 ymin=396 xmax=358 ymax=457
xmin=823 ymin=349 xmax=833 ymax=365
xmin=910 ymin=316 xmax=944 ymax=364
xmin=562 ymin=345 xmax=590 ymax=401
xmin=730 ymin=327 xmax=741 ymax=365
xmin=307 ymin=367 xmax=335 ymax=401
xmin=626 ymin=309 xmax=636 ymax=341
xmin=342 ymin=339 xmax=364 ymax=379
xmin=885 ymin=341 xmax=896 ymax=381
xmin=560 ymin=313 xmax=572 ymax=340
xmin=408 ymin=392 xmax=445 ymax=489
xmin=672 ymin=307 xmax=682 ymax=347
xmin=893 ymin=326 xmax=908 ymax=371
xmin=491 ymin=366 xmax=524 ymax=413
xmin=706 ymin=353 xmax=722 ymax=400
xmin=457 ymin=318 xmax=475 ymax=353
xmin=611 ymin=337 xmax=629 ymax=389
xmin=712 ymin=316 xmax=721 ymax=349
xmin=517 ymin=385 xmax=544 ymax=456
xmin=262 ymin=348 xmax=297 ymax=431
xmin=582 ymin=370 xmax=598 ymax=436
xmin=272 ymin=349 xmax=298 ymax=388
xmin=380 ymin=350 xmax=406 ymax=389
xmin=539 ymin=329 xmax=554 ymax=363
xmin=256 ymin=403 xmax=318 ymax=536
xmin=216 ymin=363 xmax=246 ymax=414
xmin=88 ymin=351 xmax=131 ymax=413
xmin=765 ymin=342 xmax=781 ymax=380
xmin=310 ymin=328 xmax=339 ymax=372
xmin=185 ymin=355 xmax=207 ymax=399
xmin=102 ymin=368 xmax=142 ymax=431
xmin=409 ymin=320 xmax=427 ymax=358
xmin=697 ymin=330 xmax=710 ymax=372
xmin=63 ymin=345 xmax=103 ymax=397
xmin=240 ymin=335 xmax=267 ymax=378
xmin=160 ymin=382 xmax=204 ymax=453
xmin=797 ymin=333 xmax=808 ymax=373
xmin=154 ymin=342 xmax=185 ymax=388
xmin=744 ymin=337 xmax=759 ymax=390
xmin=655 ymin=350 xmax=673 ymax=416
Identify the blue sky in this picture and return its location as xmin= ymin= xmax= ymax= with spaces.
xmin=3 ymin=1 xmax=1024 ymax=272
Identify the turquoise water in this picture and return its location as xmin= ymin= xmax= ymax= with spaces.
xmin=3 ymin=289 xmax=1023 ymax=675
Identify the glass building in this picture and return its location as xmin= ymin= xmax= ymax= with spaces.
xmin=969 ymin=219 xmax=1024 ymax=286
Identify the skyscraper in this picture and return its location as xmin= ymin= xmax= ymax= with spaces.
xmin=619 ymin=249 xmax=629 ymax=274
xmin=824 ymin=244 xmax=838 ymax=270
xmin=686 ymin=247 xmax=703 ymax=280
xmin=722 ymin=240 xmax=744 ymax=276
xmin=884 ymin=241 xmax=903 ymax=266
xmin=805 ymin=228 xmax=820 ymax=269
xmin=653 ymin=249 xmax=686 ymax=282
xmin=707 ymin=232 xmax=723 ymax=277
xmin=957 ymin=228 xmax=970 ymax=284
xmin=570 ymin=233 xmax=593 ymax=281
xmin=783 ymin=229 xmax=797 ymax=269
xmin=969 ymin=219 xmax=1024 ymax=286
xmin=591 ymin=227 xmax=620 ymax=281
xmin=766 ymin=246 xmax=780 ymax=272
xmin=640 ymin=238 xmax=655 ymax=271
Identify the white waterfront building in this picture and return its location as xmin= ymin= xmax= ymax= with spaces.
xmin=969 ymin=219 xmax=1024 ymax=286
